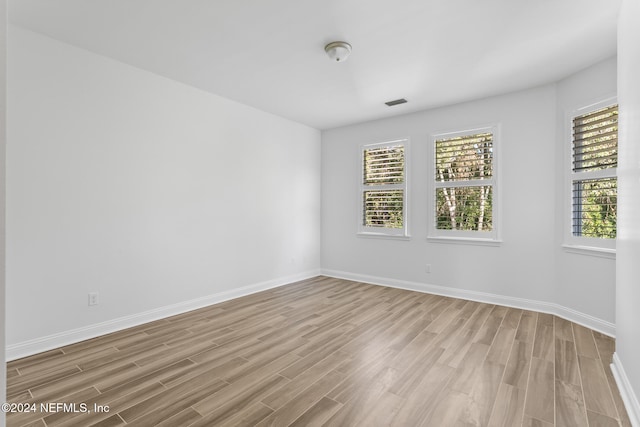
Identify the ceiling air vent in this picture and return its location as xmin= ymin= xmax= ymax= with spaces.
xmin=385 ymin=98 xmax=407 ymax=107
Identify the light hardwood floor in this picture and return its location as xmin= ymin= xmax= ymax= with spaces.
xmin=6 ymin=276 xmax=632 ymax=426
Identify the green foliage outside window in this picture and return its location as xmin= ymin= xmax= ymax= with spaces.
xmin=435 ymin=133 xmax=493 ymax=231
xmin=572 ymin=179 xmax=617 ymax=239
xmin=363 ymin=190 xmax=404 ymax=228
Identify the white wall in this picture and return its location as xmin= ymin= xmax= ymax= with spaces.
xmin=554 ymin=59 xmax=617 ymax=323
xmin=322 ymin=58 xmax=617 ymax=334
xmin=322 ymin=84 xmax=557 ymax=302
xmin=6 ymin=26 xmax=321 ymax=358
xmin=614 ymin=0 xmax=640 ymax=424
xmin=1 ymin=0 xmax=6 ymax=425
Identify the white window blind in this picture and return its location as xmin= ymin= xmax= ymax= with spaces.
xmin=360 ymin=141 xmax=407 ymax=236
xmin=434 ymin=132 xmax=494 ymax=233
xmin=571 ymin=104 xmax=617 ymax=239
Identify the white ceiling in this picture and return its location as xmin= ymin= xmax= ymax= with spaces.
xmin=9 ymin=0 xmax=621 ymax=130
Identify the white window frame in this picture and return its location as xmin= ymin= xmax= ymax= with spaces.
xmin=357 ymin=139 xmax=409 ymax=239
xmin=563 ymin=97 xmax=617 ymax=258
xmin=428 ymin=125 xmax=501 ymax=245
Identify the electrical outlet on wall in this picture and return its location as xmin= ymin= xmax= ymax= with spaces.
xmin=425 ymin=264 xmax=431 ymax=273
xmin=88 ymin=292 xmax=99 ymax=306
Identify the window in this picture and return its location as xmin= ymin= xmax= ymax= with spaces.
xmin=430 ymin=127 xmax=498 ymax=242
xmin=568 ymin=102 xmax=617 ymax=249
xmin=359 ymin=140 xmax=408 ymax=237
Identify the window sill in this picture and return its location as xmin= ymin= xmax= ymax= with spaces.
xmin=357 ymin=232 xmax=411 ymax=241
xmin=427 ymin=236 xmax=502 ymax=247
xmin=562 ymin=244 xmax=616 ymax=259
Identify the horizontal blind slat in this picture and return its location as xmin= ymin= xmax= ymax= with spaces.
xmin=572 ymin=106 xmax=618 ymax=127
xmin=573 ymin=117 xmax=617 ymax=133
xmin=573 ymin=140 xmax=617 ymax=154
xmin=574 ymin=128 xmax=618 ymax=142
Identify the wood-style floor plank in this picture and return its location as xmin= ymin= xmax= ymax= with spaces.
xmin=574 ymin=324 xmax=600 ymax=359
xmin=579 ymin=355 xmax=619 ymax=419
xmin=288 ymin=397 xmax=341 ymax=427
xmin=524 ymin=357 xmax=555 ymax=424
xmin=555 ymin=379 xmax=588 ymax=427
xmin=5 ymin=276 xmax=632 ymax=426
xmin=503 ymin=339 xmax=533 ymax=390
xmin=487 ymin=383 xmax=526 ymax=427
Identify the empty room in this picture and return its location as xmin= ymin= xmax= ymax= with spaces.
xmin=1 ymin=0 xmax=640 ymax=426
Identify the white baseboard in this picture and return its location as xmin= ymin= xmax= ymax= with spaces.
xmin=321 ymin=269 xmax=616 ymax=337
xmin=612 ymin=353 xmax=640 ymax=427
xmin=6 ymin=268 xmax=617 ymax=360
xmin=6 ymin=269 xmax=321 ymax=361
